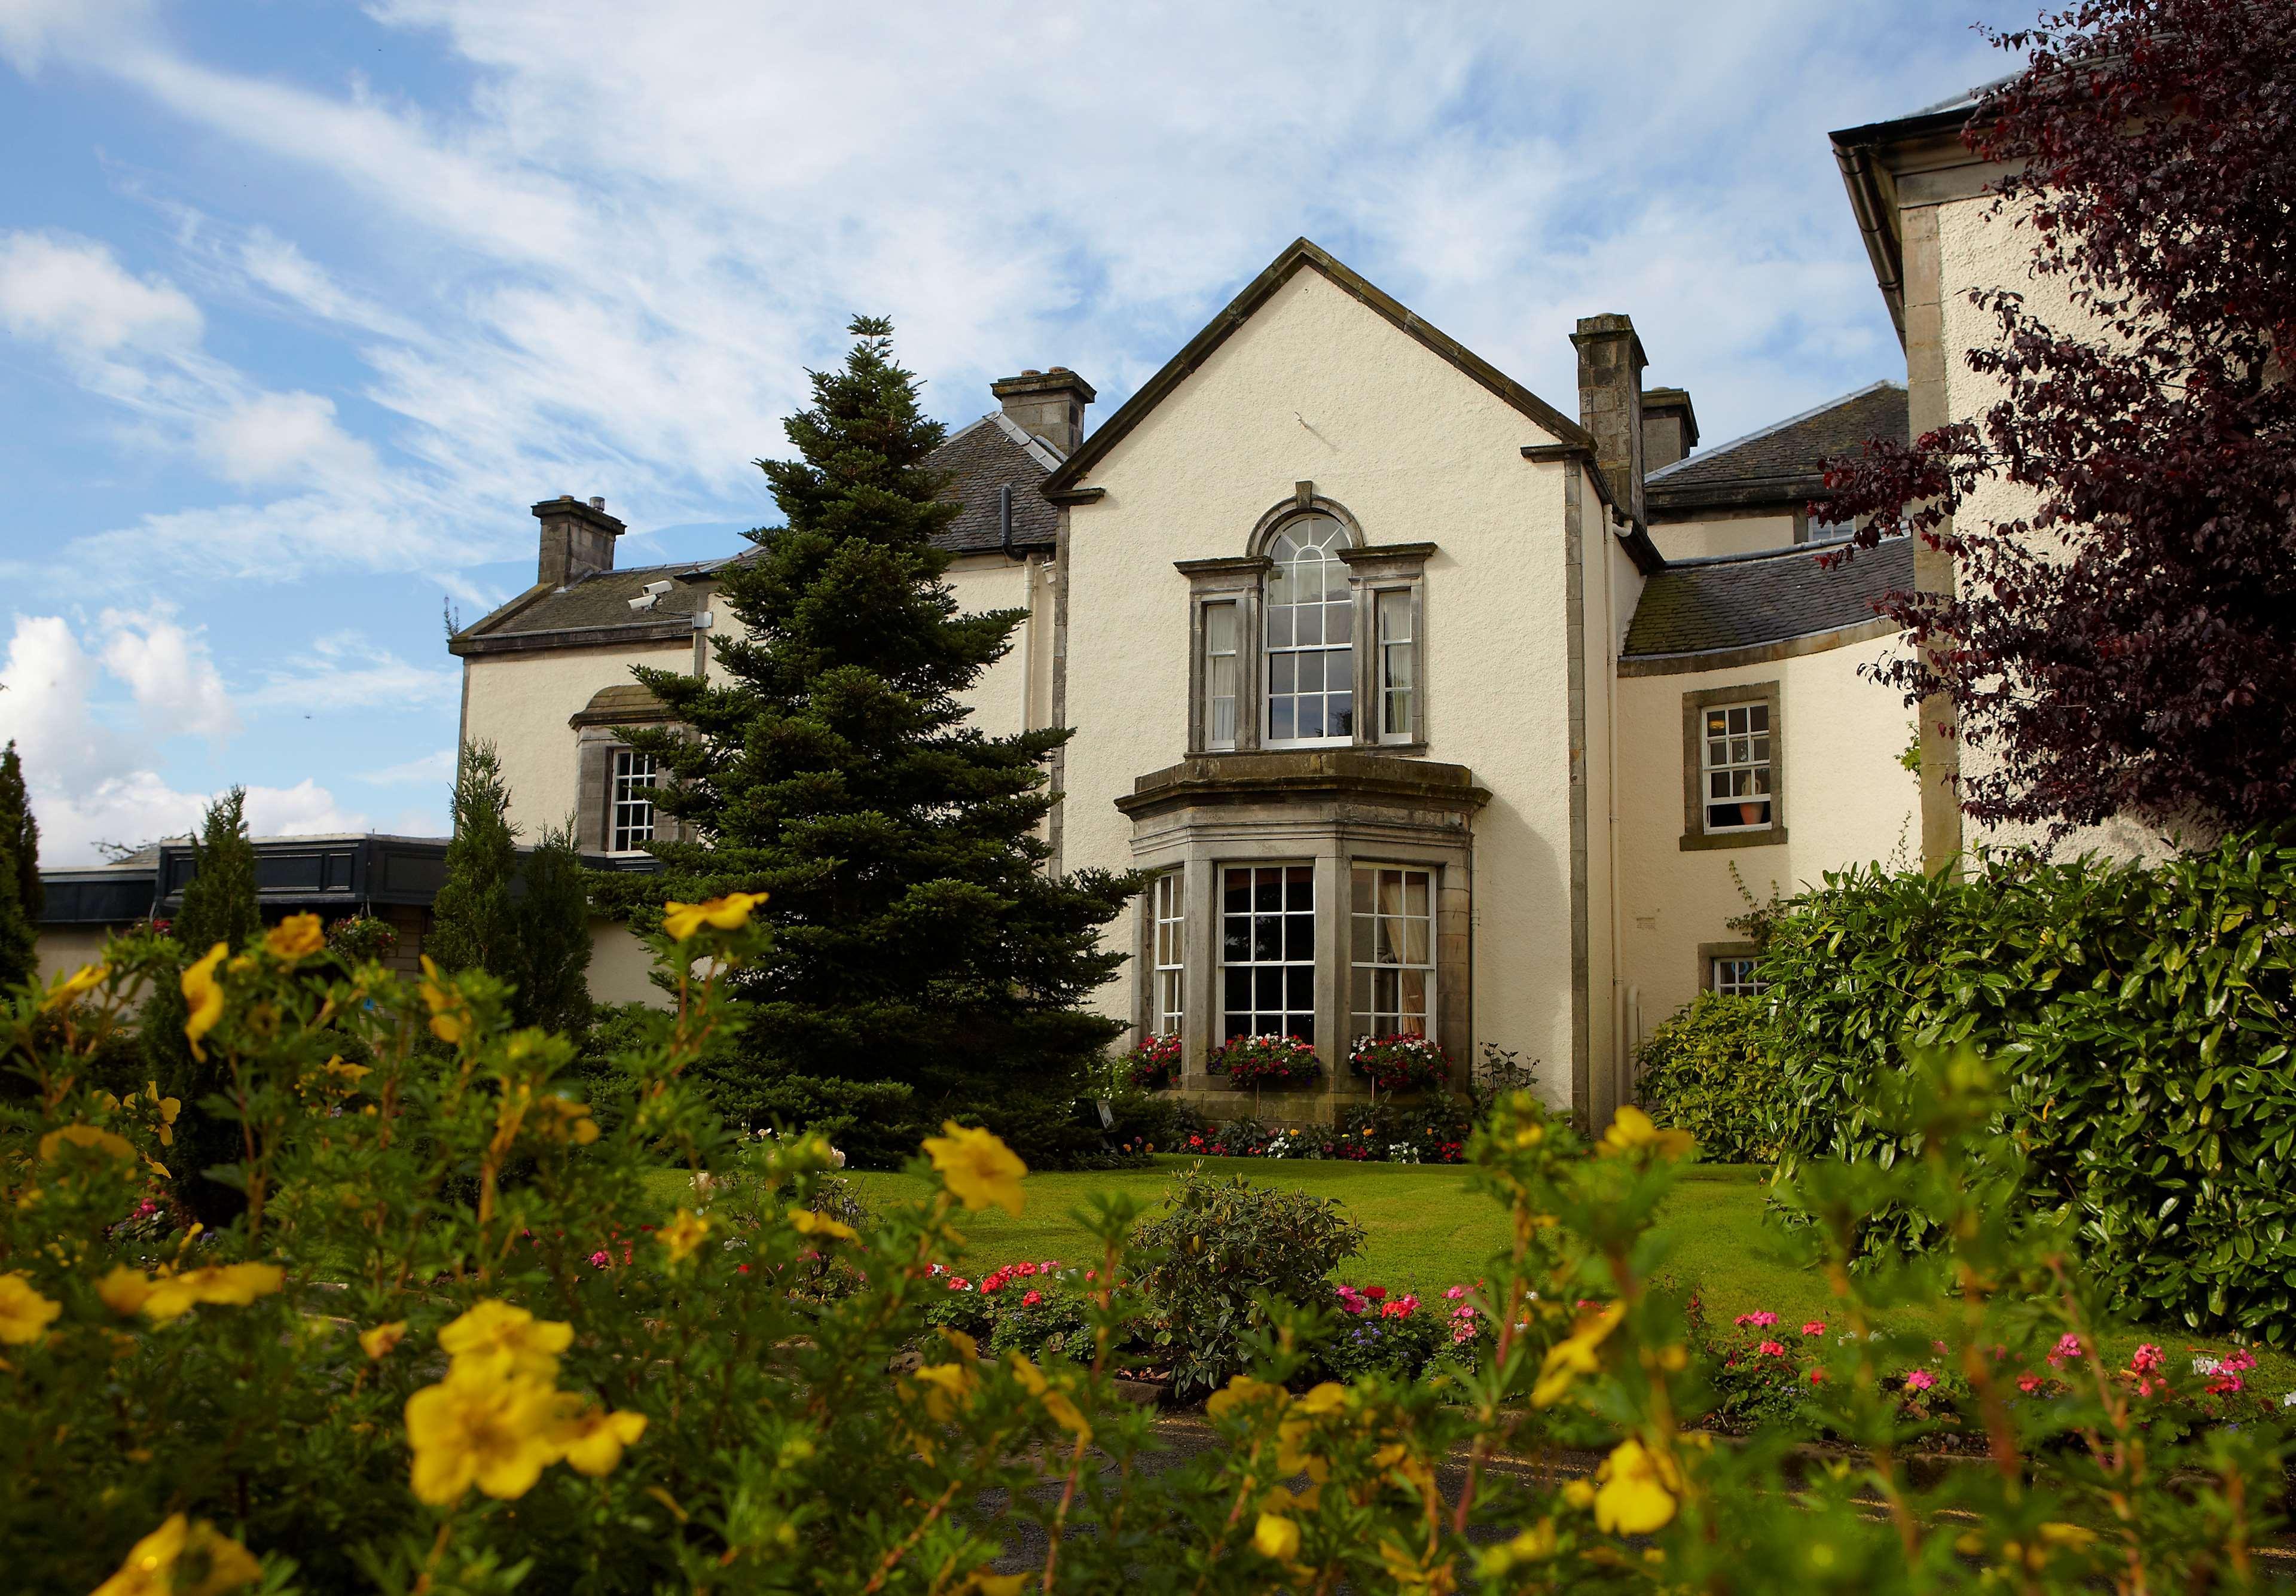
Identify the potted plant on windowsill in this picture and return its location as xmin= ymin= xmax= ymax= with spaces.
xmin=1121 ymin=1033 xmax=1183 ymax=1091
xmin=1348 ymin=1033 xmax=1449 ymax=1098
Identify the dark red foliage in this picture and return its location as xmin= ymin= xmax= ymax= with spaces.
xmin=1821 ymin=0 xmax=2296 ymax=838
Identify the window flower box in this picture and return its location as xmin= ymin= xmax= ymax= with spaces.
xmin=1348 ymin=1033 xmax=1450 ymax=1094
xmin=1210 ymin=1033 xmax=1324 ymax=1089
xmin=1122 ymin=1033 xmax=1183 ymax=1091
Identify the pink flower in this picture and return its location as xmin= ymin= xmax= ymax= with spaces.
xmin=588 ymin=1250 xmax=611 ymax=1269
xmin=1800 ymin=1322 xmax=1827 ymax=1338
xmin=2046 ymin=1333 xmax=2084 ymax=1368
xmin=1022 ymin=1290 xmax=1042 ymax=1307
xmin=1903 ymin=1369 xmax=1937 ymax=1393
xmin=2017 ymin=1374 xmax=2043 ymax=1394
xmin=948 ymin=1277 xmax=972 ymax=1292
xmin=1733 ymin=1311 xmax=1778 ymax=1329
xmin=1757 ymin=1340 xmax=1786 ymax=1358
xmin=1445 ymin=1285 xmax=1467 ymax=1301
xmin=2130 ymin=1343 xmax=2164 ymax=1376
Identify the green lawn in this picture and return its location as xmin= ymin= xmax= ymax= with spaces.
xmin=644 ymin=1155 xmax=2295 ymax=1387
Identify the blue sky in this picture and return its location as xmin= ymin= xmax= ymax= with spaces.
xmin=0 ymin=0 xmax=2025 ymax=863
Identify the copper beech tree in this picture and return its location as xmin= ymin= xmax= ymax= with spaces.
xmin=1822 ymin=0 xmax=2296 ymax=839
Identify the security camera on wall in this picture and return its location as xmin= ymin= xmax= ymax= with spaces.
xmin=627 ymin=579 xmax=674 ymax=614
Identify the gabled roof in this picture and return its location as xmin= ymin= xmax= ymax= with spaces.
xmin=1644 ymin=382 xmax=1907 ymax=516
xmin=1622 ymin=535 xmax=1913 ymax=660
xmin=1041 ymin=237 xmax=1593 ymax=501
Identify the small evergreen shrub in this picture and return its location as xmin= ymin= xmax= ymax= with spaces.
xmin=1132 ymin=1165 xmax=1364 ymax=1394
xmin=1764 ymin=831 xmax=2296 ymax=1341
xmin=1633 ymin=994 xmax=1787 ymax=1164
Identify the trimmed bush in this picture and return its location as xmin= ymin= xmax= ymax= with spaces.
xmin=1132 ymin=1164 xmax=1364 ymax=1394
xmin=1633 ymin=994 xmax=1787 ymax=1164
xmin=1764 ymin=832 xmax=2296 ymax=1341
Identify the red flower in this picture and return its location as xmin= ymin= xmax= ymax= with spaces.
xmin=1364 ymin=1286 xmax=1388 ymax=1302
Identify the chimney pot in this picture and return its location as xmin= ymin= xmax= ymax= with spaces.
xmin=1638 ymin=387 xmax=1700 ymax=473
xmin=532 ymin=494 xmax=627 ymax=588
xmin=990 ymin=366 xmax=1098 ymax=457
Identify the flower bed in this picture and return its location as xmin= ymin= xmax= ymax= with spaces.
xmin=1210 ymin=1033 xmax=1323 ymax=1088
xmin=1176 ymin=1102 xmax=1472 ymax=1163
xmin=1348 ymin=1033 xmax=1451 ymax=1093
xmin=1121 ymin=1033 xmax=1183 ymax=1090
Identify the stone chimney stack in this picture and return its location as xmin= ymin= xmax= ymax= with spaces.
xmin=990 ymin=366 xmax=1096 ymax=457
xmin=533 ymin=494 xmax=625 ymax=588
xmin=1570 ymin=314 xmax=1649 ymax=524
xmin=1639 ymin=386 xmax=1699 ymax=473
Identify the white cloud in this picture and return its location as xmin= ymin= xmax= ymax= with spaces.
xmin=0 ymin=230 xmax=201 ymax=356
xmin=245 ymin=631 xmax=459 ymax=713
xmin=360 ymin=747 xmax=456 ymax=785
xmin=96 ymin=607 xmax=239 ymax=741
xmin=201 ymin=389 xmax=378 ymax=488
xmin=0 ymin=611 xmax=378 ymax=863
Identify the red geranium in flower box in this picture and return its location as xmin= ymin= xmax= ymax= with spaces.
xmin=1211 ymin=1033 xmax=1324 ymax=1088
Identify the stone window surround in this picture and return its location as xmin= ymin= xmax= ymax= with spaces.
xmin=1177 ymin=484 xmax=1434 ymax=758
xmin=1697 ymin=939 xmax=1763 ymax=994
xmin=1118 ymin=752 xmax=1484 ymax=1109
xmin=572 ymin=703 xmax=683 ymax=856
xmin=1678 ymin=679 xmax=1788 ymax=852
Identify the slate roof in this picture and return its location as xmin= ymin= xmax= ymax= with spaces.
xmin=1622 ymin=535 xmax=1914 ymax=659
xmin=931 ymin=411 xmax=1064 ymax=554
xmin=455 ymin=412 xmax=1062 ymax=649
xmin=1644 ymin=382 xmax=1907 ymax=515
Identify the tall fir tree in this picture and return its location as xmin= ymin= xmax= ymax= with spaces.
xmin=617 ymin=316 xmax=1137 ymax=1162
xmin=146 ymin=788 xmax=262 ymax=1226
xmin=0 ymin=740 xmax=36 ymax=991
xmin=427 ymin=742 xmax=520 ymax=978
xmin=511 ymin=817 xmax=593 ymax=1034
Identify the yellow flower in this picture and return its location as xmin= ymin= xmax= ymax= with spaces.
xmin=417 ymin=956 xmax=468 ymax=1045
xmin=137 ymin=1262 xmax=286 ymax=1325
xmin=787 ymin=1204 xmax=858 ymax=1242
xmin=438 ymin=1299 xmax=573 ymax=1379
xmin=263 ymin=912 xmax=325 ymax=962
xmin=1592 ymin=1438 xmax=1680 ymax=1536
xmin=38 ymin=1123 xmax=136 ymax=1164
xmin=97 ymin=1265 xmax=155 ymax=1317
xmin=359 ymin=1320 xmax=409 ymax=1360
xmin=91 ymin=1513 xmax=262 ymax=1596
xmin=145 ymin=1081 xmax=182 ymax=1145
xmin=1531 ymin=1302 xmax=1624 ymax=1408
xmin=529 ymin=1095 xmax=599 ymax=1144
xmin=40 ymin=962 xmax=108 ymax=1012
xmin=1009 ymin=1353 xmax=1092 ymax=1442
xmin=1253 ymin=1512 xmax=1301 ymax=1561
xmin=181 ymin=942 xmax=229 ymax=1060
xmin=957 ymin=1576 xmax=1028 ymax=1596
xmin=912 ymin=1362 xmax=978 ymax=1423
xmin=404 ymin=1364 xmax=562 ymax=1506
xmin=923 ymin=1121 xmax=1027 ymax=1216
xmin=549 ymin=1397 xmax=649 ymax=1476
xmin=1204 ymin=1374 xmax=1286 ymax=1421
xmin=1561 ymin=1479 xmax=1596 ymax=1509
xmin=0 ymin=1272 xmax=62 ymax=1345
xmin=1598 ymin=1105 xmax=1695 ymax=1161
xmin=657 ymin=1207 xmax=714 ymax=1264
xmin=660 ymin=891 xmax=767 ymax=941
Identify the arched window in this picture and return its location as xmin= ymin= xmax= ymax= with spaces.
xmin=1262 ymin=515 xmax=1354 ymax=744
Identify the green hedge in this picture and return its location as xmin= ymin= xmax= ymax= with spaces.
xmin=1763 ymin=832 xmax=2296 ymax=1341
xmin=1634 ymin=994 xmax=1787 ymax=1164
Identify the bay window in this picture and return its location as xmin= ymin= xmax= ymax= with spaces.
xmin=1349 ymin=865 xmax=1435 ymax=1039
xmin=1219 ymin=863 xmax=1316 ymax=1043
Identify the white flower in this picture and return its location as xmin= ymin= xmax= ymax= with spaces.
xmin=2193 ymin=1356 xmax=2222 ymax=1375
xmin=2280 ymin=1390 xmax=2295 ymax=1408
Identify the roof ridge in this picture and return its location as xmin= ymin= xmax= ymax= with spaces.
xmin=1645 ymin=380 xmax=1904 ymax=483
xmin=1662 ymin=531 xmax=1912 ymax=570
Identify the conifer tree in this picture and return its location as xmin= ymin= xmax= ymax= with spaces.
xmin=512 ymin=818 xmax=592 ymax=1034
xmin=618 ymin=316 xmax=1137 ymax=1162
xmin=148 ymin=788 xmax=262 ymax=1225
xmin=0 ymin=740 xmax=35 ymax=991
xmin=427 ymin=742 xmax=519 ymax=978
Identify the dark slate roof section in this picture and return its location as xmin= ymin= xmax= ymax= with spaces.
xmin=1622 ymin=536 xmax=1915 ymax=658
xmin=932 ymin=411 xmax=1062 ymax=554
xmin=1644 ymin=382 xmax=1907 ymax=514
xmin=453 ymin=414 xmax=1057 ymax=654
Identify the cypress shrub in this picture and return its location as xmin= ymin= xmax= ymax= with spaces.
xmin=0 ymin=741 xmax=39 ymax=991
xmin=1763 ymin=831 xmax=2296 ymax=1341
xmin=512 ymin=819 xmax=592 ymax=1034
xmin=426 ymin=743 xmax=518 ymax=978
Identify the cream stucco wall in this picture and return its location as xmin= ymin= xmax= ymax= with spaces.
xmin=1647 ymin=513 xmax=1799 ymax=564
xmin=462 ymin=642 xmax=695 ymax=838
xmin=1058 ymin=266 xmax=1598 ymax=1107
xmin=942 ymin=552 xmax=1051 ymax=738
xmin=588 ymin=917 xmax=661 ymax=1007
xmin=1929 ymin=193 xmax=2172 ymax=866
xmin=35 ymin=925 xmax=120 ymax=988
xmin=1616 ymin=630 xmax=1919 ymax=1033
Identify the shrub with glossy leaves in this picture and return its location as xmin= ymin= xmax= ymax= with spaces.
xmin=1634 ymin=993 xmax=1787 ymax=1164
xmin=1764 ymin=832 xmax=2296 ymax=1341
